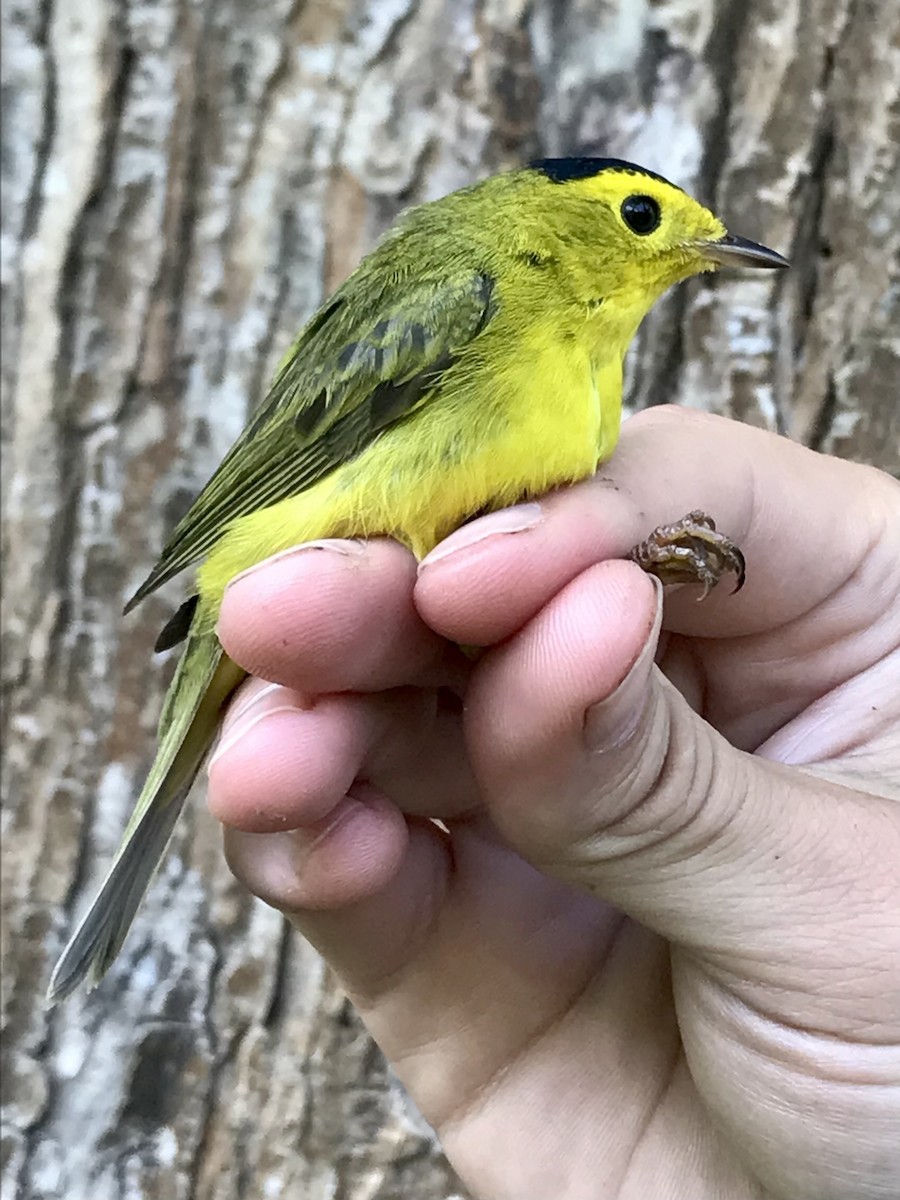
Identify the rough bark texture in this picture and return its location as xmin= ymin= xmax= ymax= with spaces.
xmin=2 ymin=0 xmax=898 ymax=1197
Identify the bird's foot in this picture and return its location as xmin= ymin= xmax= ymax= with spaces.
xmin=626 ymin=510 xmax=746 ymax=599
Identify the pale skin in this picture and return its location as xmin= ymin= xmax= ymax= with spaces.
xmin=207 ymin=407 xmax=900 ymax=1200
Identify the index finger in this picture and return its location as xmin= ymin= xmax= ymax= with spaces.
xmin=414 ymin=406 xmax=899 ymax=646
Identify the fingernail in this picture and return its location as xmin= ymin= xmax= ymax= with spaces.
xmin=208 ymin=695 xmax=306 ymax=773
xmin=305 ymin=796 xmax=366 ymax=856
xmin=225 ymin=539 xmax=367 ymax=592
xmin=583 ymin=576 xmax=664 ymax=752
xmin=227 ymin=682 xmax=283 ymax=725
xmin=419 ymin=503 xmax=543 ymax=569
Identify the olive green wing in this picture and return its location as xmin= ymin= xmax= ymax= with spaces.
xmin=126 ymin=270 xmax=496 ymax=612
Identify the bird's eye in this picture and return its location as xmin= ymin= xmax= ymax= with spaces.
xmin=621 ymin=195 xmax=661 ymax=235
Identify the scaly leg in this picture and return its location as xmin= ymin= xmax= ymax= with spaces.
xmin=627 ymin=510 xmax=746 ymax=599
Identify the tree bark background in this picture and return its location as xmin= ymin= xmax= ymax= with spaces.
xmin=2 ymin=0 xmax=898 ymax=1197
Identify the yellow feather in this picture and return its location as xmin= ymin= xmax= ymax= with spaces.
xmin=199 ymin=320 xmax=615 ymax=597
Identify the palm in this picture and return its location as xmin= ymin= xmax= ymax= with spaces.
xmin=353 ymin=813 xmax=748 ymax=1197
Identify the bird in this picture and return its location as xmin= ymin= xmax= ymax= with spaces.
xmin=47 ymin=156 xmax=788 ymax=1003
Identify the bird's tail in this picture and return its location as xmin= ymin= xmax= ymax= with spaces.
xmin=47 ymin=626 xmax=245 ymax=1004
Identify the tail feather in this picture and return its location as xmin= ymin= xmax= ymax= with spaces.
xmin=47 ymin=628 xmax=245 ymax=1004
xmin=48 ymin=779 xmax=190 ymax=1002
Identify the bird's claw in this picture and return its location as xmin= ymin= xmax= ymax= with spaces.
xmin=626 ymin=509 xmax=746 ymax=599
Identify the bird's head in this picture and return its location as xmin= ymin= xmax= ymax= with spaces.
xmin=522 ymin=157 xmax=787 ymax=315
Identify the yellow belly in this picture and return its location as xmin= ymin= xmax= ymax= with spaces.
xmin=197 ymin=343 xmax=623 ymax=612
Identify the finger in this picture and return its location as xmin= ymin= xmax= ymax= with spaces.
xmin=217 ymin=538 xmax=463 ymax=693
xmin=225 ymin=810 xmax=625 ymax=1134
xmin=224 ymin=786 xmax=413 ymax=914
xmin=415 ymin=406 xmax=899 ymax=645
xmin=208 ymin=677 xmax=476 ymax=833
xmin=467 ymin=557 xmax=900 ymax=1034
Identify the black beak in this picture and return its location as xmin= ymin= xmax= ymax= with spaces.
xmin=700 ymin=233 xmax=790 ymax=270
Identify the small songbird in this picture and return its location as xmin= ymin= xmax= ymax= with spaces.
xmin=48 ymin=156 xmax=787 ymax=1002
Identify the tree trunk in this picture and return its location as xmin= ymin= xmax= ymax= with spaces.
xmin=2 ymin=0 xmax=897 ymax=1197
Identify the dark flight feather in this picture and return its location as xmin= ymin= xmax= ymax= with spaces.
xmin=154 ymin=595 xmax=199 ymax=653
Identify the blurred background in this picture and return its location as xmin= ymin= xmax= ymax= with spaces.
xmin=2 ymin=0 xmax=898 ymax=1197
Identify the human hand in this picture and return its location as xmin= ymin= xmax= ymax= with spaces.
xmin=209 ymin=408 xmax=900 ymax=1200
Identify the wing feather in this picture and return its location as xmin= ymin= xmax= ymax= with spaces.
xmin=126 ymin=270 xmax=496 ymax=611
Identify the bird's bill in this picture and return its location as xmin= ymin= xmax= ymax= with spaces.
xmin=699 ymin=233 xmax=789 ymax=270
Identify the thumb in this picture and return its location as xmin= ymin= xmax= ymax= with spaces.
xmin=465 ymin=561 xmax=895 ymax=993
